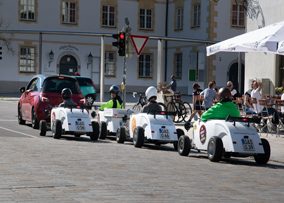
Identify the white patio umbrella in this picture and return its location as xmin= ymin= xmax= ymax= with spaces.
xmin=207 ymin=21 xmax=284 ymax=56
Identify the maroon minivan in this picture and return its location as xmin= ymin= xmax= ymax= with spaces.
xmin=18 ymin=75 xmax=85 ymax=129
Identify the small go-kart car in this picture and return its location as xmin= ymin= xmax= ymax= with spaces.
xmin=117 ymin=111 xmax=184 ymax=150
xmin=178 ymin=116 xmax=270 ymax=164
xmin=39 ymin=105 xmax=99 ymax=141
xmin=97 ymin=108 xmax=133 ymax=140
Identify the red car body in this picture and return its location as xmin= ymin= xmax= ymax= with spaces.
xmin=18 ymin=75 xmax=85 ymax=128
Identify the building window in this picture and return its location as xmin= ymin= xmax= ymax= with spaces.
xmin=174 ymin=53 xmax=183 ymax=79
xmin=19 ymin=46 xmax=36 ymax=73
xmin=105 ymin=51 xmax=116 ymax=77
xmin=231 ymin=3 xmax=245 ymax=27
xmin=19 ymin=0 xmax=36 ymax=21
xmin=139 ymin=8 xmax=153 ymax=30
xmin=61 ymin=1 xmax=78 ymax=24
xmin=138 ymin=54 xmax=152 ymax=78
xmin=175 ymin=7 xmax=183 ymax=31
xmin=192 ymin=2 xmax=201 ymax=28
xmin=102 ymin=5 xmax=116 ymax=27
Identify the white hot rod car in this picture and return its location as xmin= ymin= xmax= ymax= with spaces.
xmin=118 ymin=111 xmax=184 ymax=150
xmin=178 ymin=116 xmax=270 ymax=164
xmin=39 ymin=105 xmax=99 ymax=141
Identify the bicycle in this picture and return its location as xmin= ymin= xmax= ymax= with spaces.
xmin=164 ymin=93 xmax=192 ymax=123
xmin=132 ymin=92 xmax=167 ymax=112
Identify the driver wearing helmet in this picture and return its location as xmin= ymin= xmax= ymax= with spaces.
xmin=142 ymin=86 xmax=162 ymax=114
xmin=200 ymin=87 xmax=240 ymax=122
xmin=99 ymin=85 xmax=123 ymax=110
xmin=59 ymin=88 xmax=76 ymax=107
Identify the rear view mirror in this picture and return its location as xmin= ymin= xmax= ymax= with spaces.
xmin=19 ymin=87 xmax=26 ymax=93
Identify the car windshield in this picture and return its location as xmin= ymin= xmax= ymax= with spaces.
xmin=76 ymin=77 xmax=96 ymax=95
xmin=42 ymin=77 xmax=80 ymax=94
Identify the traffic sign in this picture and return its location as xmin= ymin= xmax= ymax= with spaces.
xmin=130 ymin=35 xmax=149 ymax=55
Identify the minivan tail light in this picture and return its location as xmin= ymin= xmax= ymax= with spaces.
xmin=41 ymin=96 xmax=49 ymax=103
xmin=80 ymin=98 xmax=86 ymax=104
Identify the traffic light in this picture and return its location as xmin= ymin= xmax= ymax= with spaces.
xmin=0 ymin=46 xmax=2 ymax=60
xmin=112 ymin=32 xmax=126 ymax=56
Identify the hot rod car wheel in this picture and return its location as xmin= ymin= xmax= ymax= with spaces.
xmin=53 ymin=120 xmax=62 ymax=139
xmin=99 ymin=121 xmax=107 ymax=140
xmin=31 ymin=108 xmax=39 ymax=129
xmin=174 ymin=129 xmax=185 ymax=151
xmin=18 ymin=104 xmax=25 ymax=125
xmin=178 ymin=135 xmax=191 ymax=156
xmin=88 ymin=121 xmax=99 ymax=141
xmin=254 ymin=138 xmax=271 ymax=164
xmin=39 ymin=120 xmax=47 ymax=136
xmin=133 ymin=127 xmax=144 ymax=148
xmin=207 ymin=136 xmax=223 ymax=162
xmin=116 ymin=127 xmax=126 ymax=144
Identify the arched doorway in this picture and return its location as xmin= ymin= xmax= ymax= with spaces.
xmin=59 ymin=55 xmax=78 ymax=75
xmin=228 ymin=63 xmax=245 ymax=94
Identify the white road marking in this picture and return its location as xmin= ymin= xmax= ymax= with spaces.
xmin=0 ymin=119 xmax=18 ymax=122
xmin=0 ymin=126 xmax=37 ymax=138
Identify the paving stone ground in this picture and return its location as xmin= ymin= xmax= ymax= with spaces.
xmin=0 ymin=100 xmax=283 ymax=202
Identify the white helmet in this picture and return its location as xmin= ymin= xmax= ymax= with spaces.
xmin=145 ymin=86 xmax=157 ymax=101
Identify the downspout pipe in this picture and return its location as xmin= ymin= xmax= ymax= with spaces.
xmin=164 ymin=0 xmax=169 ymax=82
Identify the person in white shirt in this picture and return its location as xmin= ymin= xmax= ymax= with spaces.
xmin=250 ymin=80 xmax=264 ymax=114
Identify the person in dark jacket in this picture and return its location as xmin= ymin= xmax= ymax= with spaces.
xmin=142 ymin=86 xmax=162 ymax=114
xmin=59 ymin=88 xmax=76 ymax=107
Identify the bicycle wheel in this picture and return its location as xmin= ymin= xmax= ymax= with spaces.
xmin=166 ymin=102 xmax=179 ymax=123
xmin=183 ymin=102 xmax=193 ymax=122
xmin=132 ymin=103 xmax=143 ymax=113
xmin=158 ymin=102 xmax=167 ymax=111
xmin=175 ymin=102 xmax=186 ymax=123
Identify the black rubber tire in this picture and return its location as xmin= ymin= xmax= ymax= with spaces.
xmin=88 ymin=121 xmax=99 ymax=141
xmin=39 ymin=120 xmax=47 ymax=136
xmin=53 ymin=120 xmax=62 ymax=139
xmin=183 ymin=102 xmax=193 ymax=122
xmin=133 ymin=127 xmax=144 ymax=148
xmin=132 ymin=104 xmax=142 ymax=112
xmin=158 ymin=102 xmax=167 ymax=111
xmin=174 ymin=128 xmax=185 ymax=151
xmin=116 ymin=127 xmax=126 ymax=144
xmin=31 ymin=108 xmax=39 ymax=129
xmin=99 ymin=121 xmax=107 ymax=140
xmin=254 ymin=138 xmax=271 ymax=164
xmin=18 ymin=104 xmax=25 ymax=125
xmin=207 ymin=136 xmax=223 ymax=162
xmin=166 ymin=102 xmax=178 ymax=122
xmin=178 ymin=135 xmax=191 ymax=156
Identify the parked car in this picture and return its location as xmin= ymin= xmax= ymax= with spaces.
xmin=18 ymin=75 xmax=85 ymax=129
xmin=74 ymin=76 xmax=97 ymax=106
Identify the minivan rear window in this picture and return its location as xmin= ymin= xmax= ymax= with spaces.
xmin=42 ymin=77 xmax=80 ymax=94
xmin=76 ymin=77 xmax=93 ymax=86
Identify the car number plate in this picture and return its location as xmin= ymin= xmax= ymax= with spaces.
xmin=159 ymin=128 xmax=169 ymax=139
xmin=241 ymin=137 xmax=255 ymax=151
xmin=75 ymin=121 xmax=85 ymax=131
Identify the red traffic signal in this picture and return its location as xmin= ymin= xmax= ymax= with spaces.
xmin=112 ymin=32 xmax=126 ymax=56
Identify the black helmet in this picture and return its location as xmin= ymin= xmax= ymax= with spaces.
xmin=109 ymin=85 xmax=119 ymax=94
xmin=218 ymin=87 xmax=231 ymax=100
xmin=61 ymin=88 xmax=72 ymax=100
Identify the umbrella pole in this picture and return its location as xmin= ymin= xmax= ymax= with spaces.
xmin=238 ymin=52 xmax=242 ymax=93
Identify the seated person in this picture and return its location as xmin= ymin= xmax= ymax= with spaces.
xmin=59 ymin=88 xmax=76 ymax=107
xmin=142 ymin=86 xmax=162 ymax=114
xmin=201 ymin=87 xmax=240 ymax=122
xmin=99 ymin=85 xmax=123 ymax=110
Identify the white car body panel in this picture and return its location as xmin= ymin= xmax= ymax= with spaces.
xmin=98 ymin=108 xmax=133 ymax=133
xmin=189 ymin=119 xmax=264 ymax=155
xmin=51 ymin=107 xmax=93 ymax=133
xmin=129 ymin=113 xmax=178 ymax=142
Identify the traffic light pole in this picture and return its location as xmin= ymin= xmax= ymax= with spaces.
xmin=122 ymin=55 xmax=127 ymax=108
